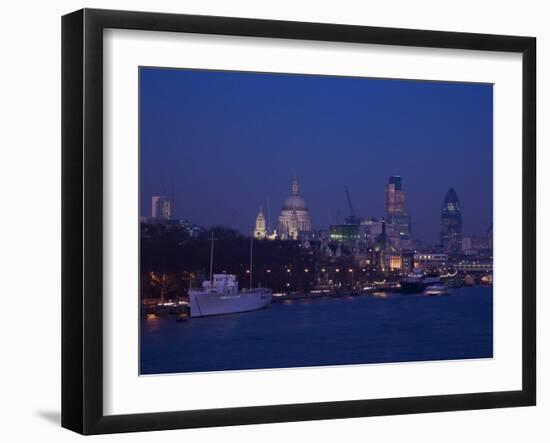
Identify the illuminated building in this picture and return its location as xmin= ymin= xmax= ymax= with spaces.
xmin=461 ymin=236 xmax=473 ymax=253
xmin=414 ymin=253 xmax=448 ymax=270
xmin=253 ymin=206 xmax=267 ymax=239
xmin=472 ymin=235 xmax=491 ymax=251
xmin=451 ymin=259 xmax=492 ymax=272
xmin=371 ymin=220 xmax=398 ymax=272
xmin=329 ymin=224 xmax=360 ymax=244
xmin=364 ymin=218 xmax=400 ymax=245
xmin=389 ymin=255 xmax=402 ymax=270
xmin=385 ymin=176 xmax=411 ymax=242
xmin=277 ymin=175 xmax=312 ymax=240
xmin=461 ymin=236 xmax=490 ymax=255
xmin=363 ymin=218 xmax=384 ymax=245
xmin=163 ymin=219 xmax=204 ymax=237
xmin=386 ymin=176 xmax=406 ymax=217
xmin=441 ymin=187 xmax=463 ymax=254
xmin=391 ymin=214 xmax=411 ymax=238
xmin=401 ymin=250 xmax=415 ymax=273
xmin=151 ymin=195 xmax=171 ymax=220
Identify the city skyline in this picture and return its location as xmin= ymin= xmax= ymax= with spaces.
xmin=140 ymin=67 xmax=493 ymax=245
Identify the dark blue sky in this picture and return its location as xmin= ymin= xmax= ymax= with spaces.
xmin=140 ymin=67 xmax=493 ymax=245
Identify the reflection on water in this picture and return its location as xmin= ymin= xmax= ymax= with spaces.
xmin=141 ymin=286 xmax=493 ymax=375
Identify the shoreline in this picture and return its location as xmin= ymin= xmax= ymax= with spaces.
xmin=143 ymin=284 xmax=493 ymax=317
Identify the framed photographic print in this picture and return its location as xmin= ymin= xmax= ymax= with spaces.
xmin=62 ymin=8 xmax=536 ymax=435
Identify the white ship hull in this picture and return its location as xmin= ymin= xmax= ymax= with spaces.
xmin=189 ymin=288 xmax=272 ymax=317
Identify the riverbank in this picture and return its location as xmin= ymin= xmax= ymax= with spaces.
xmin=143 ymin=282 xmax=493 ymax=316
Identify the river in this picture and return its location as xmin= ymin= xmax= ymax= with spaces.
xmin=141 ymin=286 xmax=493 ymax=374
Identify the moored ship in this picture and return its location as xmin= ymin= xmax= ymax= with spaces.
xmin=188 ymin=232 xmax=272 ymax=317
xmin=400 ymin=270 xmax=441 ymax=294
xmin=189 ymin=274 xmax=272 ymax=317
xmin=400 ymin=269 xmax=426 ymax=293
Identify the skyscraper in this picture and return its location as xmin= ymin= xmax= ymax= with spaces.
xmin=441 ymin=187 xmax=462 ymax=254
xmin=385 ymin=176 xmax=406 ymax=217
xmin=151 ymin=195 xmax=172 ymax=220
xmin=385 ymin=176 xmax=411 ymax=240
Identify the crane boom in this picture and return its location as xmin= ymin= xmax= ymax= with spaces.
xmin=344 ymin=186 xmax=362 ymax=225
xmin=345 ymin=185 xmax=355 ymax=217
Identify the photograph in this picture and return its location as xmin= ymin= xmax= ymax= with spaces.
xmin=0 ymin=0 xmax=542 ymax=439
xmin=139 ymin=67 xmax=494 ymax=375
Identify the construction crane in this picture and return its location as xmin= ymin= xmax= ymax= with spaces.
xmin=344 ymin=185 xmax=362 ymax=225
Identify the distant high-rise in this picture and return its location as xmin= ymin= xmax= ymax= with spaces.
xmin=386 ymin=176 xmax=405 ymax=217
xmin=385 ymin=176 xmax=411 ymax=239
xmin=151 ymin=195 xmax=172 ymax=220
xmin=441 ymin=188 xmax=462 ymax=254
xmin=254 ymin=206 xmax=267 ymax=239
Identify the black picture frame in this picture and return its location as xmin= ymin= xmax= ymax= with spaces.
xmin=62 ymin=8 xmax=536 ymax=435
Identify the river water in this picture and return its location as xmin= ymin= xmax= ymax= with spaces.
xmin=141 ymin=286 xmax=493 ymax=374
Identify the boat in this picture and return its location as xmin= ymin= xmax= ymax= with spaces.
xmin=400 ymin=269 xmax=427 ymax=293
xmin=189 ymin=274 xmax=272 ymax=317
xmin=424 ymin=283 xmax=450 ymax=296
xmin=400 ymin=270 xmax=441 ymax=294
xmin=188 ymin=233 xmax=272 ymax=317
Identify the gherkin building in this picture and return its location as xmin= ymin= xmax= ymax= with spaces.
xmin=441 ymin=187 xmax=462 ymax=254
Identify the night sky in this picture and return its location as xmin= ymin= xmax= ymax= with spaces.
xmin=140 ymin=67 xmax=493 ymax=246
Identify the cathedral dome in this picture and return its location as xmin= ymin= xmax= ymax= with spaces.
xmin=282 ymin=175 xmax=308 ymax=211
xmin=277 ymin=175 xmax=312 ymax=240
xmin=283 ymin=194 xmax=308 ymax=211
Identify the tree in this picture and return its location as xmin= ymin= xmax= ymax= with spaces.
xmin=149 ymin=272 xmax=179 ymax=305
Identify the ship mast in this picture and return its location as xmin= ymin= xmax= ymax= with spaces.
xmin=249 ymin=234 xmax=253 ymax=290
xmin=209 ymin=231 xmax=214 ymax=284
